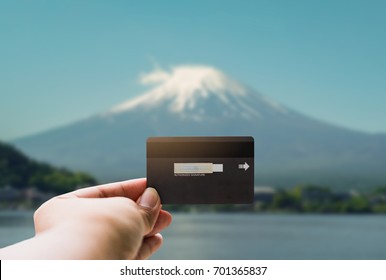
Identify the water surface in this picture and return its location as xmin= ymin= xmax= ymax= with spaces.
xmin=1 ymin=211 xmax=385 ymax=259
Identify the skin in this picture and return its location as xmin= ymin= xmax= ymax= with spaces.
xmin=0 ymin=178 xmax=172 ymax=260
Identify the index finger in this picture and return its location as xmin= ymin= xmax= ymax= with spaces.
xmin=60 ymin=178 xmax=147 ymax=201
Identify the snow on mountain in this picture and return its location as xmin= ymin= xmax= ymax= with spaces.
xmin=109 ymin=65 xmax=287 ymax=120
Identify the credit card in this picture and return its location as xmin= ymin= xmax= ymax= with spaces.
xmin=147 ymin=136 xmax=254 ymax=204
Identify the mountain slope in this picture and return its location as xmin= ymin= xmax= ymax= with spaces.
xmin=0 ymin=140 xmax=97 ymax=193
xmin=13 ymin=65 xmax=386 ymax=189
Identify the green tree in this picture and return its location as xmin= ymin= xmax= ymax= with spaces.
xmin=1 ymin=140 xmax=97 ymax=194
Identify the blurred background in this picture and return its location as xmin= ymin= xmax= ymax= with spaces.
xmin=1 ymin=0 xmax=386 ymax=259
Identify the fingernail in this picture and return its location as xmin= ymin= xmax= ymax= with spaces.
xmin=139 ymin=188 xmax=159 ymax=209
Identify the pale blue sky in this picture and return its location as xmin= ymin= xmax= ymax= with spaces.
xmin=1 ymin=0 xmax=386 ymax=140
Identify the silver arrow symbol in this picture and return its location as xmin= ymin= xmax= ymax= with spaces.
xmin=238 ymin=162 xmax=250 ymax=171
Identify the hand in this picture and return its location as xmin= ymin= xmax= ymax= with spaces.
xmin=0 ymin=178 xmax=172 ymax=259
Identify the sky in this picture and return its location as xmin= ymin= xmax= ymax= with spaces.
xmin=1 ymin=0 xmax=386 ymax=140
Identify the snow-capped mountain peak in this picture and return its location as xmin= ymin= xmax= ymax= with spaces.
xmin=109 ymin=65 xmax=287 ymax=119
xmin=15 ymin=65 xmax=386 ymax=189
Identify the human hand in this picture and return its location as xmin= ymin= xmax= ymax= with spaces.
xmin=0 ymin=178 xmax=172 ymax=259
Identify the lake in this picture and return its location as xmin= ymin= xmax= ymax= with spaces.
xmin=1 ymin=211 xmax=386 ymax=259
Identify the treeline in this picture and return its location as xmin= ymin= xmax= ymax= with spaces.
xmin=258 ymin=185 xmax=386 ymax=213
xmin=164 ymin=185 xmax=386 ymax=214
xmin=0 ymin=140 xmax=97 ymax=194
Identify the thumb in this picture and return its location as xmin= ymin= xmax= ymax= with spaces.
xmin=137 ymin=187 xmax=161 ymax=234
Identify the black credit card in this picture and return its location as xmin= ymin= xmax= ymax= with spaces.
xmin=147 ymin=136 xmax=254 ymax=204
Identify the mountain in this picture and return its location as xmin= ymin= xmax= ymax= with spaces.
xmin=13 ymin=65 xmax=386 ymax=189
xmin=0 ymin=140 xmax=97 ymax=193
